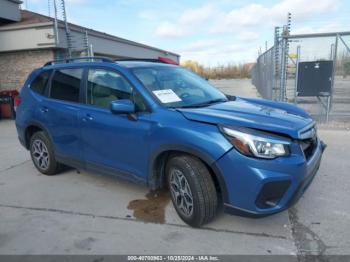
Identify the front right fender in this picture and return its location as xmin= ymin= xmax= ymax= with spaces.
xmin=145 ymin=112 xmax=232 ymax=201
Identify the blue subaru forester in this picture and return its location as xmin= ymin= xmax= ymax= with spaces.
xmin=16 ymin=57 xmax=325 ymax=227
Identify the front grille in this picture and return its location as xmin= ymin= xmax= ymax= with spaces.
xmin=300 ymin=137 xmax=317 ymax=160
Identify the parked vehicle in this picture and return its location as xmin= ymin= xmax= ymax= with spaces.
xmin=16 ymin=57 xmax=326 ymax=227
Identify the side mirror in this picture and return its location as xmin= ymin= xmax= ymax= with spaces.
xmin=110 ymin=99 xmax=135 ymax=114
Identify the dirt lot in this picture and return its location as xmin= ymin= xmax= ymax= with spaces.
xmin=0 ymin=80 xmax=349 ymax=257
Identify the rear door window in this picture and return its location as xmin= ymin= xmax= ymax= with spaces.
xmin=50 ymin=68 xmax=83 ymax=102
xmin=30 ymin=70 xmax=51 ymax=95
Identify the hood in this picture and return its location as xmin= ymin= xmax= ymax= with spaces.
xmin=177 ymin=97 xmax=315 ymax=139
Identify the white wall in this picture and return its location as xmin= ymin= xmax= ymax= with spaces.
xmin=0 ymin=24 xmax=55 ymax=51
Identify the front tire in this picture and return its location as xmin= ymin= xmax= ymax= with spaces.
xmin=166 ymin=155 xmax=218 ymax=227
xmin=30 ymin=131 xmax=61 ymax=175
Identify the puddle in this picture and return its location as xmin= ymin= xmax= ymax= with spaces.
xmin=127 ymin=189 xmax=171 ymax=224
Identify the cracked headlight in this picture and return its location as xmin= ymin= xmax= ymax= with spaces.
xmin=220 ymin=126 xmax=291 ymax=159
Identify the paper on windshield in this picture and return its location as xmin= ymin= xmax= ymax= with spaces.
xmin=153 ymin=89 xmax=182 ymax=103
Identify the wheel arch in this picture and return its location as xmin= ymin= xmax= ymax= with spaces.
xmin=24 ymin=122 xmax=52 ymax=150
xmin=148 ymin=145 xmax=229 ymax=204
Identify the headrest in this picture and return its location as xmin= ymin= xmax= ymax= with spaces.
xmin=90 ymin=75 xmax=111 ymax=97
xmin=137 ymin=73 xmax=157 ymax=89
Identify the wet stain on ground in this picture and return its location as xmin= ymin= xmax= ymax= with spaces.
xmin=288 ymin=207 xmax=328 ymax=260
xmin=74 ymin=237 xmax=96 ymax=251
xmin=127 ymin=189 xmax=171 ymax=224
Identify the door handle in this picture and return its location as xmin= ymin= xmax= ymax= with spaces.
xmin=82 ymin=114 xmax=93 ymax=121
xmin=40 ymin=107 xmax=48 ymax=113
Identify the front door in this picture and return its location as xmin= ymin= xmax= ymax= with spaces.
xmin=80 ymin=67 xmax=152 ymax=181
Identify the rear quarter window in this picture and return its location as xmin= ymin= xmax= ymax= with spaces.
xmin=30 ymin=70 xmax=51 ymax=95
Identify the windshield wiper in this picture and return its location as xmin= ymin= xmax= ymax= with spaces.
xmin=177 ymin=98 xmax=228 ymax=108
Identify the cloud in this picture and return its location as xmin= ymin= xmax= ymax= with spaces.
xmin=161 ymin=0 xmax=343 ymax=64
xmin=155 ymin=4 xmax=217 ymax=38
xmin=273 ymin=0 xmax=339 ymax=19
xmin=179 ymin=39 xmax=257 ymax=66
xmin=155 ymin=0 xmax=340 ymax=38
xmin=179 ymin=4 xmax=215 ymax=25
xmin=181 ymin=39 xmax=220 ymax=52
xmin=292 ymin=22 xmax=344 ymax=34
xmin=236 ymin=31 xmax=259 ymax=42
xmin=211 ymin=0 xmax=340 ymax=33
xmin=155 ymin=21 xmax=189 ymax=37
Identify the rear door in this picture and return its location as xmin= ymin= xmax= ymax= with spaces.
xmin=79 ymin=66 xmax=152 ymax=181
xmin=38 ymin=67 xmax=84 ymax=165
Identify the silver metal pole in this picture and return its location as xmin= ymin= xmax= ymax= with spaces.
xmin=287 ymin=31 xmax=350 ymax=39
xmin=89 ymin=44 xmax=94 ymax=57
xmin=330 ymin=44 xmax=334 ymax=60
xmin=338 ymin=35 xmax=350 ymax=53
xmin=279 ymin=26 xmax=286 ymax=101
xmin=279 ymin=13 xmax=291 ymax=102
xmin=84 ymin=30 xmax=89 ymax=56
xmin=280 ymin=30 xmax=288 ymax=101
xmin=273 ymin=27 xmax=280 ymax=100
xmin=330 ymin=34 xmax=338 ymax=110
xmin=326 ymin=96 xmax=330 ymax=122
xmin=294 ymin=45 xmax=301 ymax=104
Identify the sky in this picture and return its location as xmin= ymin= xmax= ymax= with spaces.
xmin=22 ymin=0 xmax=350 ymax=66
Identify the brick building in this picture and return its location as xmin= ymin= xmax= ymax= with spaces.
xmin=0 ymin=0 xmax=179 ymax=91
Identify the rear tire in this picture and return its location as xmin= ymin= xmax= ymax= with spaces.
xmin=30 ymin=131 xmax=61 ymax=175
xmin=166 ymin=155 xmax=218 ymax=227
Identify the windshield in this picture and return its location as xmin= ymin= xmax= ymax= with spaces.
xmin=132 ymin=67 xmax=228 ymax=108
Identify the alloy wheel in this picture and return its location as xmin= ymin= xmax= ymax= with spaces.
xmin=169 ymin=168 xmax=194 ymax=217
xmin=31 ymin=139 xmax=50 ymax=170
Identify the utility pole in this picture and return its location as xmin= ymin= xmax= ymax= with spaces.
xmin=274 ymin=26 xmax=281 ymax=100
xmin=279 ymin=12 xmax=291 ymax=101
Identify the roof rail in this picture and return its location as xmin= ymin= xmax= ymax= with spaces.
xmin=115 ymin=58 xmax=165 ymax=63
xmin=44 ymin=56 xmax=114 ymax=66
xmin=115 ymin=57 xmax=179 ymax=65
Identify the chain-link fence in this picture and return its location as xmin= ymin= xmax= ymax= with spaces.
xmin=251 ymin=47 xmax=274 ymax=99
xmin=252 ymin=31 xmax=350 ymax=122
